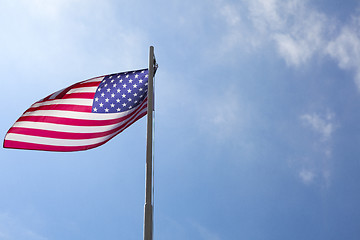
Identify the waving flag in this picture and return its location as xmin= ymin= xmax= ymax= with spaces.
xmin=4 ymin=69 xmax=149 ymax=152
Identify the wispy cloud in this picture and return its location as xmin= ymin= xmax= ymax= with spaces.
xmin=0 ymin=0 xmax=147 ymax=83
xmin=191 ymin=221 xmax=221 ymax=240
xmin=198 ymin=87 xmax=253 ymax=141
xmin=249 ymin=0 xmax=327 ymax=67
xmin=327 ymin=17 xmax=360 ymax=89
xmin=220 ymin=4 xmax=241 ymax=26
xmin=0 ymin=213 xmax=47 ymax=240
xmin=20 ymin=0 xmax=75 ymax=19
xmin=248 ymin=0 xmax=286 ymax=32
xmin=301 ymin=112 xmax=336 ymax=141
xmin=296 ymin=111 xmax=337 ymax=186
xmin=298 ymin=168 xmax=316 ymax=185
xmin=216 ymin=0 xmax=360 ymax=90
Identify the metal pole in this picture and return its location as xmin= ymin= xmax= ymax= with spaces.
xmin=144 ymin=46 xmax=154 ymax=240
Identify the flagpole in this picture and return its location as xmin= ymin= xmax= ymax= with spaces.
xmin=144 ymin=46 xmax=155 ymax=240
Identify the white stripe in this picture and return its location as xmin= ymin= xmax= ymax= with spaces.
xmin=24 ymin=100 xmax=146 ymax=120
xmin=82 ymin=77 xmax=103 ymax=83
xmin=6 ymin=108 xmax=146 ymax=146
xmin=67 ymin=87 xmax=98 ymax=94
xmin=46 ymin=78 xmax=101 ymax=100
xmin=13 ymin=108 xmax=147 ymax=133
xmin=31 ymin=98 xmax=94 ymax=108
xmin=6 ymin=131 xmax=116 ymax=146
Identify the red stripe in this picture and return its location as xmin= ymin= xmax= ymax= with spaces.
xmin=8 ymin=106 xmax=147 ymax=140
xmin=62 ymin=92 xmax=95 ymax=99
xmin=17 ymin=110 xmax=141 ymax=126
xmin=4 ymin=140 xmax=106 ymax=152
xmin=41 ymin=80 xmax=100 ymax=101
xmin=16 ymin=100 xmax=147 ymax=126
xmin=3 ymin=112 xmax=147 ymax=152
xmin=26 ymin=104 xmax=92 ymax=113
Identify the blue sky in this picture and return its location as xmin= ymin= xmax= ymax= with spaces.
xmin=1 ymin=0 xmax=360 ymax=239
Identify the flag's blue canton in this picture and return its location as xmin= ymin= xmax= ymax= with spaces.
xmin=92 ymin=69 xmax=149 ymax=113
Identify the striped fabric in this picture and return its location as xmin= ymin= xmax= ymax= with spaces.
xmin=4 ymin=69 xmax=149 ymax=151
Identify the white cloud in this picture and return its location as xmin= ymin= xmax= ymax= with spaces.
xmin=248 ymin=0 xmax=327 ymax=67
xmin=296 ymin=111 xmax=336 ymax=187
xmin=216 ymin=0 xmax=360 ymax=90
xmin=327 ymin=18 xmax=360 ymax=89
xmin=300 ymin=112 xmax=335 ymax=141
xmin=248 ymin=0 xmax=285 ymax=32
xmin=198 ymin=87 xmax=252 ymax=141
xmin=274 ymin=12 xmax=326 ymax=67
xmin=220 ymin=4 xmax=241 ymax=26
xmin=215 ymin=0 xmax=327 ymax=63
xmin=20 ymin=0 xmax=76 ymax=19
xmin=292 ymin=156 xmax=332 ymax=187
xmin=0 ymin=0 xmax=147 ymax=83
xmin=192 ymin=222 xmax=221 ymax=240
xmin=0 ymin=213 xmax=47 ymax=240
xmin=213 ymin=1 xmax=247 ymax=54
xmin=273 ymin=34 xmax=312 ymax=67
xmin=299 ymin=169 xmax=315 ymax=184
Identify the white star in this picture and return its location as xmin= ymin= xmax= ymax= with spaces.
xmin=117 ymin=108 xmax=121 ymax=112
xmin=126 ymin=75 xmax=129 ymax=78
xmin=93 ymin=107 xmax=97 ymax=112
xmin=123 ymin=84 xmax=127 ymax=88
xmin=95 ymin=97 xmax=99 ymax=102
xmin=122 ymin=94 xmax=126 ymax=98
xmin=139 ymin=88 xmax=143 ymax=92
xmin=141 ymin=70 xmax=145 ymax=73
xmin=119 ymin=79 xmax=123 ymax=83
xmin=117 ymin=89 xmax=121 ymax=93
xmin=111 ymin=79 xmax=114 ymax=83
xmin=111 ymin=93 xmax=115 ymax=98
xmin=127 ymin=89 xmax=132 ymax=93
xmin=145 ymin=74 xmax=148 ymax=78
xmin=113 ymin=83 xmax=117 ymax=87
xmin=107 ymin=88 xmax=111 ymax=92
xmin=105 ymin=98 xmax=109 ymax=102
xmin=97 ymin=87 xmax=102 ymax=92
xmin=134 ymin=100 xmax=138 ymax=104
xmin=122 ymin=103 xmax=127 ymax=107
xmin=116 ymin=98 xmax=120 ymax=103
xmin=139 ymin=79 xmax=143 ymax=83
xmin=105 ymin=108 xmax=109 ymax=112
xmin=110 ymin=103 xmax=115 ymax=108
xmin=128 ymin=98 xmax=132 ymax=102
xmin=101 ymin=93 xmax=105 ymax=97
xmin=129 ymin=79 xmax=133 ymax=83
xmin=104 ymin=84 xmax=108 ymax=87
xmin=133 ymin=84 xmax=137 ymax=88
xmin=135 ymin=74 xmax=139 ymax=78
xmin=99 ymin=103 xmax=104 ymax=107
xmin=133 ymin=93 xmax=138 ymax=97
xmin=129 ymin=106 xmax=132 ymax=109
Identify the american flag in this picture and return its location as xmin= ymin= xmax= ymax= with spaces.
xmin=3 ymin=69 xmax=150 ymax=151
